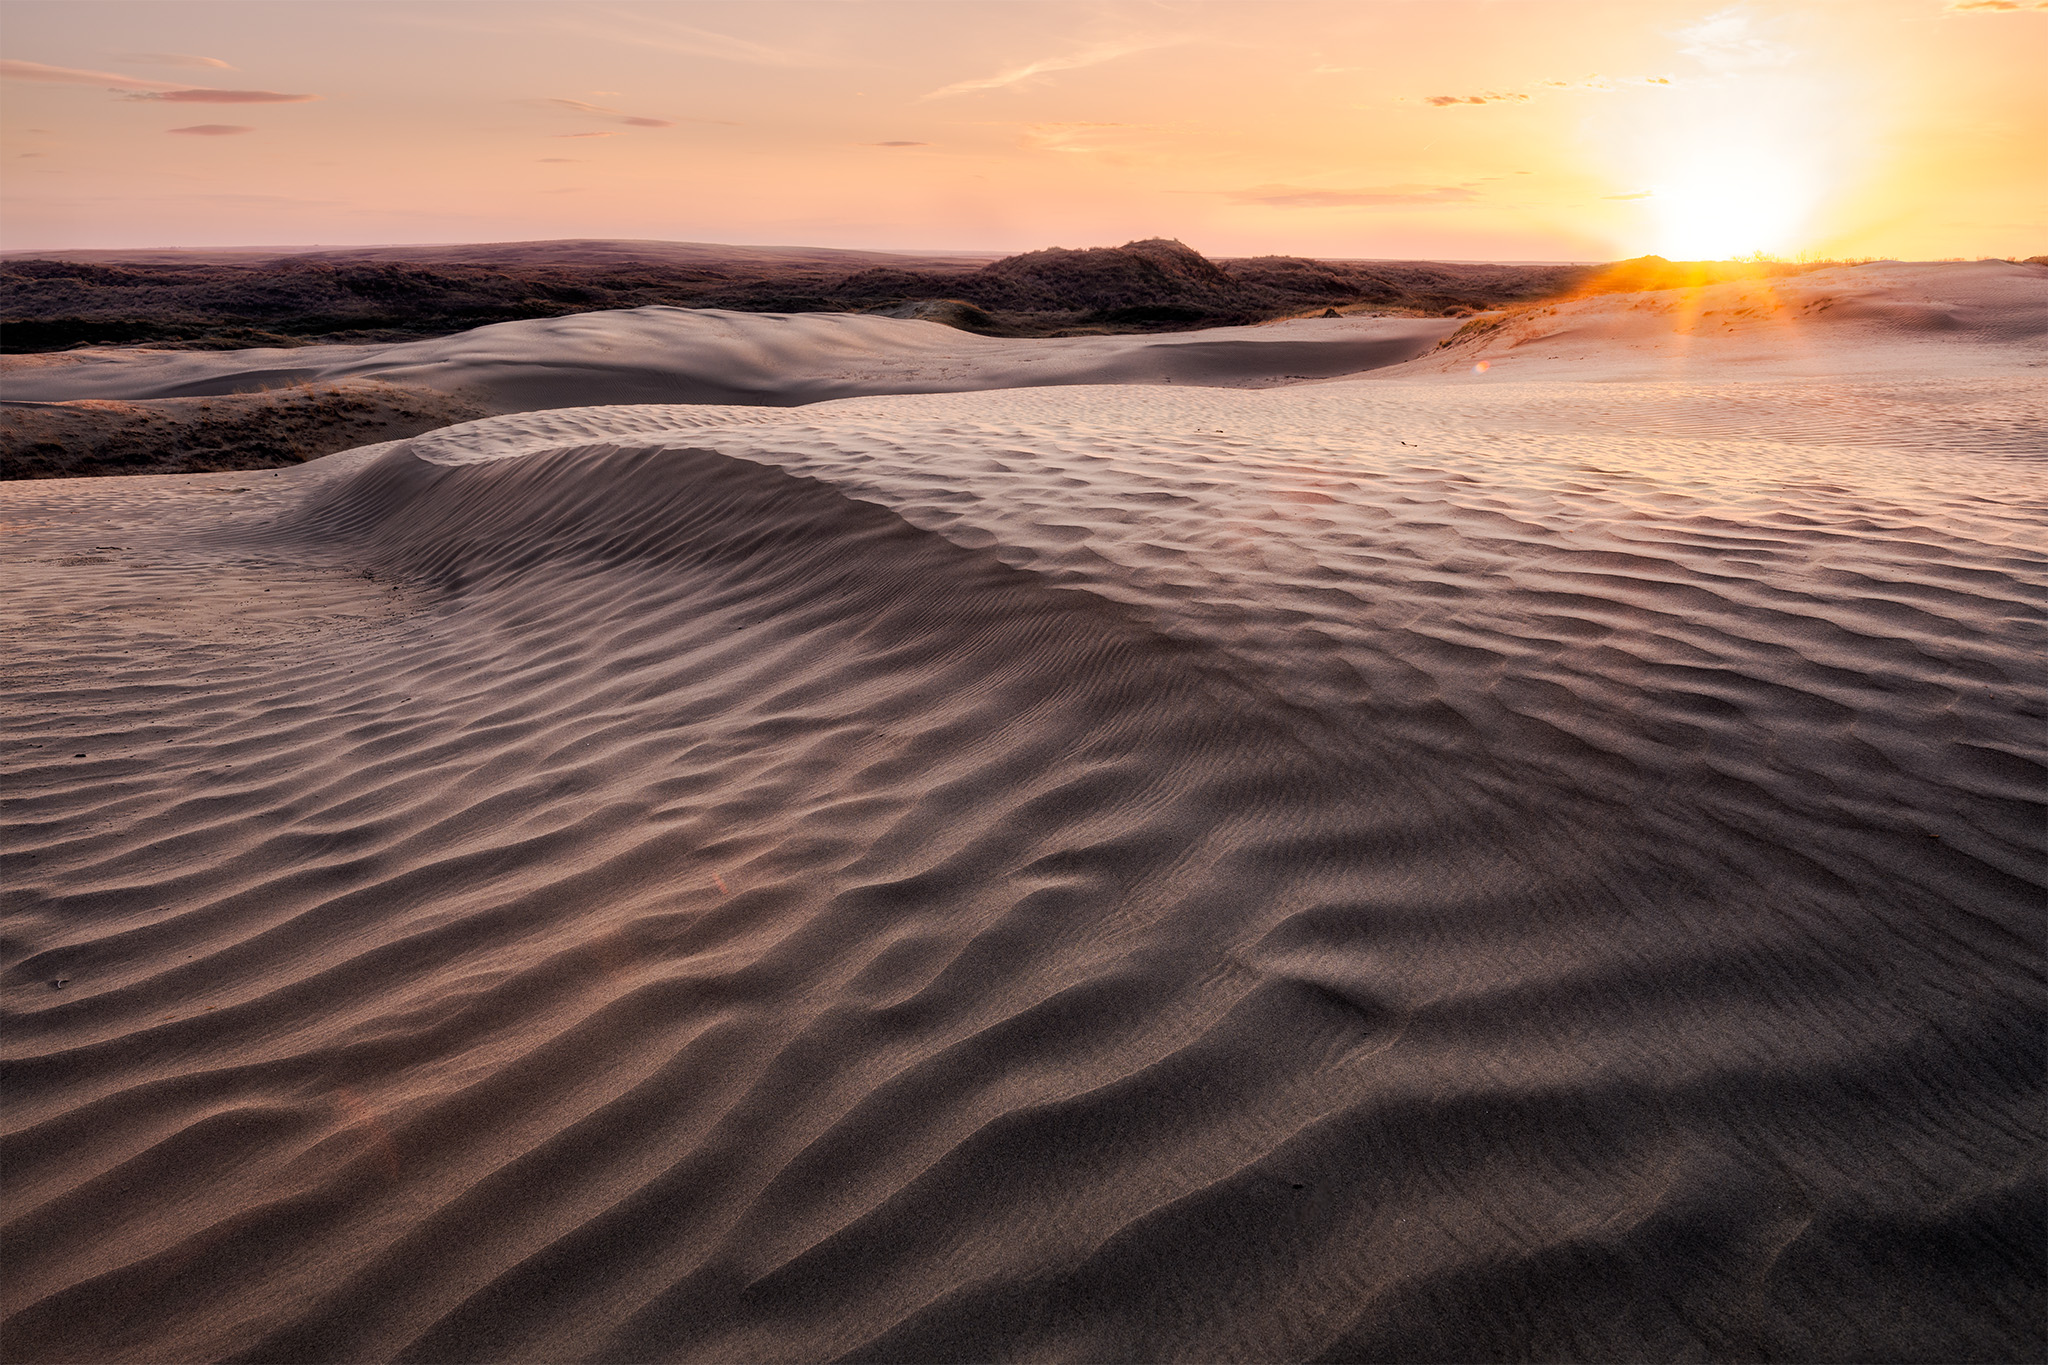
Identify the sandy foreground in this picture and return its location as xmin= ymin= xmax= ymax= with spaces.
xmin=2 ymin=262 xmax=2043 ymax=1362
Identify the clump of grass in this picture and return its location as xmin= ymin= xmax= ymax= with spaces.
xmin=1434 ymin=314 xmax=1512 ymax=350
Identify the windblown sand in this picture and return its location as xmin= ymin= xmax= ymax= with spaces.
xmin=3 ymin=262 xmax=2043 ymax=1362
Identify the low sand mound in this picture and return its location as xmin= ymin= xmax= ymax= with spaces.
xmin=8 ymin=262 xmax=2039 ymax=430
xmin=3 ymin=355 xmax=2041 ymax=1360
xmin=0 ymin=309 xmax=1455 ymax=413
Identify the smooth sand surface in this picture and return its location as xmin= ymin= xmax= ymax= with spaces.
xmin=3 ymin=261 xmax=2043 ymax=1363
xmin=0 ymin=312 xmax=1458 ymax=412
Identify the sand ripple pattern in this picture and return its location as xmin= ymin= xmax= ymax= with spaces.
xmin=3 ymin=378 xmax=2043 ymax=1362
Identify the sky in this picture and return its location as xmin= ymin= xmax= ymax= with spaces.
xmin=1 ymin=0 xmax=2041 ymax=260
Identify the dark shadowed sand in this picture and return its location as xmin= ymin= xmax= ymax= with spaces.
xmin=2 ymin=261 xmax=2043 ymax=1363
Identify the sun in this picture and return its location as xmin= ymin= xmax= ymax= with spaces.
xmin=1648 ymin=144 xmax=1816 ymax=260
xmin=1598 ymin=9 xmax=1858 ymax=263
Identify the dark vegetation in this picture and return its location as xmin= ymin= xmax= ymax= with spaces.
xmin=0 ymin=238 xmax=1592 ymax=352
xmin=0 ymin=382 xmax=491 ymax=479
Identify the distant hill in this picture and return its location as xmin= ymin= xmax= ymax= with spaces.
xmin=0 ymin=239 xmax=1002 ymax=272
xmin=0 ymin=237 xmax=1591 ymax=353
xmin=840 ymin=238 xmax=1587 ymax=327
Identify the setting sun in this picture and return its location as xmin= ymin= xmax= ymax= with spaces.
xmin=1595 ymin=7 xmax=1860 ymax=260
xmin=1648 ymin=146 xmax=1820 ymax=258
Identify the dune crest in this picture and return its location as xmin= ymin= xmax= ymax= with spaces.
xmin=1 ymin=308 xmax=1457 ymax=413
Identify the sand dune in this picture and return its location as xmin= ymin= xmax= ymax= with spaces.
xmin=1 ymin=310 xmax=1457 ymax=412
xmin=3 ymin=262 xmax=2043 ymax=1362
xmin=1411 ymin=259 xmax=2048 ymax=383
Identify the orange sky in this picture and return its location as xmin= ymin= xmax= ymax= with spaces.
xmin=2 ymin=0 xmax=2041 ymax=260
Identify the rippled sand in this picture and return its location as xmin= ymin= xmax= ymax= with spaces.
xmin=3 ymin=262 xmax=2044 ymax=1362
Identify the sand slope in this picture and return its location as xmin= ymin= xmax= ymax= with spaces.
xmin=1406 ymin=259 xmax=2048 ymax=383
xmin=3 ymin=263 xmax=2044 ymax=1362
xmin=0 ymin=311 xmax=1457 ymax=413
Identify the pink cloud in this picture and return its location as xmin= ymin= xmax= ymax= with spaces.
xmin=119 ymin=53 xmax=236 ymax=69
xmin=541 ymin=97 xmax=675 ymax=128
xmin=168 ymin=124 xmax=255 ymax=135
xmin=0 ymin=59 xmax=176 ymax=91
xmin=1227 ymin=183 xmax=1478 ymax=208
xmin=128 ymin=88 xmax=319 ymax=104
xmin=1 ymin=60 xmax=315 ymax=103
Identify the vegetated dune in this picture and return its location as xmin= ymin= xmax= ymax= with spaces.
xmin=0 ymin=238 xmax=1004 ymax=271
xmin=0 ymin=238 xmax=1580 ymax=353
xmin=1 ymin=261 xmax=2043 ymax=1363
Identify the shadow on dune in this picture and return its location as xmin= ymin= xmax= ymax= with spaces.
xmin=3 ymin=439 xmax=2039 ymax=1362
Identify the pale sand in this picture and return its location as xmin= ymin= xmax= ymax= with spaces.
xmin=2 ymin=261 xmax=2043 ymax=1362
xmin=0 ymin=313 xmax=1458 ymax=410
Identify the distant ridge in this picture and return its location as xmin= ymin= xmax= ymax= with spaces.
xmin=1 ymin=237 xmax=1588 ymax=352
xmin=0 ymin=239 xmax=1003 ymax=271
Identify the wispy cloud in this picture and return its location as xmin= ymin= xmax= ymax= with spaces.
xmin=864 ymin=140 xmax=928 ymax=147
xmin=1679 ymin=8 xmax=1794 ymax=69
xmin=1226 ymin=183 xmax=1478 ymax=208
xmin=1424 ymin=91 xmax=1528 ymax=107
xmin=127 ymin=88 xmax=319 ymax=104
xmin=545 ymin=10 xmax=837 ymax=67
xmin=119 ymin=53 xmax=236 ymax=69
xmin=1520 ymin=74 xmax=1674 ymax=98
xmin=540 ymin=96 xmax=676 ymax=128
xmin=175 ymin=191 xmax=341 ymax=206
xmin=168 ymin=124 xmax=255 ymax=136
xmin=2 ymin=59 xmax=313 ymax=102
xmin=1946 ymin=0 xmax=2048 ymax=9
xmin=1 ymin=59 xmax=179 ymax=91
xmin=924 ymin=41 xmax=1172 ymax=99
xmin=1018 ymin=121 xmax=1147 ymax=154
xmin=554 ymin=131 xmax=619 ymax=139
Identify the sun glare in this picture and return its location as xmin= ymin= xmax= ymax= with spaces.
xmin=1649 ymin=144 xmax=1815 ymax=259
xmin=1601 ymin=8 xmax=1858 ymax=262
